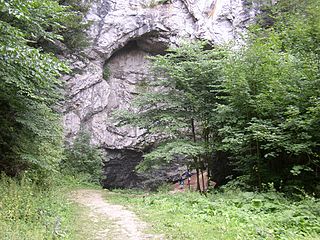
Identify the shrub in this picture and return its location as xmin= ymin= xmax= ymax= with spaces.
xmin=61 ymin=130 xmax=103 ymax=184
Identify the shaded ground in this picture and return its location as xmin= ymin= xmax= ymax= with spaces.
xmin=172 ymin=171 xmax=210 ymax=193
xmin=70 ymin=189 xmax=164 ymax=240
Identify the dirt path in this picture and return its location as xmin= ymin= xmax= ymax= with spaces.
xmin=71 ymin=189 xmax=163 ymax=240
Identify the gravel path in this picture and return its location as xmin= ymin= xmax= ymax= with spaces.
xmin=71 ymin=189 xmax=164 ymax=240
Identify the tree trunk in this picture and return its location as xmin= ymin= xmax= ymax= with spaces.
xmin=196 ymin=164 xmax=201 ymax=192
xmin=191 ymin=118 xmax=201 ymax=192
xmin=201 ymin=166 xmax=205 ymax=193
xmin=256 ymin=141 xmax=262 ymax=191
xmin=203 ymin=125 xmax=210 ymax=191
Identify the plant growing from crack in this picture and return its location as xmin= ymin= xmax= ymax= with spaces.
xmin=103 ymin=65 xmax=111 ymax=80
xmin=142 ymin=0 xmax=170 ymax=8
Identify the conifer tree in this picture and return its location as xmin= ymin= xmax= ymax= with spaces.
xmin=115 ymin=42 xmax=228 ymax=191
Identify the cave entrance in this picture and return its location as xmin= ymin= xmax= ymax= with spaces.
xmin=102 ymin=148 xmax=145 ymax=189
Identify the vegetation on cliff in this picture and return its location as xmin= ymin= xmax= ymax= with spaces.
xmin=116 ymin=0 xmax=320 ymax=195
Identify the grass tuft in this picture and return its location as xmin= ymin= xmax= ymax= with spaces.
xmin=0 ymin=173 xmax=102 ymax=240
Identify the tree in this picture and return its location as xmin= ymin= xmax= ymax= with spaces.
xmin=217 ymin=0 xmax=320 ymax=192
xmin=0 ymin=0 xmax=85 ymax=177
xmin=116 ymin=0 xmax=320 ymax=194
xmin=58 ymin=0 xmax=92 ymax=51
xmin=115 ymin=42 xmax=228 ymax=192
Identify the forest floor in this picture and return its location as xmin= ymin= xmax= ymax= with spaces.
xmin=70 ymin=189 xmax=164 ymax=240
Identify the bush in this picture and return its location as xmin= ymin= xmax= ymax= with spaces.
xmin=61 ymin=130 xmax=103 ymax=184
xmin=156 ymin=182 xmax=173 ymax=193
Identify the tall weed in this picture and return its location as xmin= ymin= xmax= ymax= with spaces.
xmin=0 ymin=173 xmax=74 ymax=240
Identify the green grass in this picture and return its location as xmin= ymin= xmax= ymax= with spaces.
xmin=0 ymin=173 xmax=101 ymax=240
xmin=1 ymin=172 xmax=319 ymax=240
xmin=106 ymin=189 xmax=320 ymax=240
xmin=70 ymin=203 xmax=116 ymax=240
xmin=0 ymin=174 xmax=74 ymax=239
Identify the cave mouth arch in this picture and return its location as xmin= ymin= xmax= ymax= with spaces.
xmin=102 ymin=148 xmax=145 ymax=189
xmin=104 ymin=31 xmax=170 ymax=69
xmin=100 ymin=33 xmax=171 ymax=189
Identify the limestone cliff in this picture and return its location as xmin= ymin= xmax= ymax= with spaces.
xmin=63 ymin=0 xmax=261 ymax=189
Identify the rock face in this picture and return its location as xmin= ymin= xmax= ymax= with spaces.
xmin=63 ymin=0 xmax=261 ymax=189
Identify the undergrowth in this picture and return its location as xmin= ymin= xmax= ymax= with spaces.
xmin=107 ymin=189 xmax=320 ymax=240
xmin=0 ymin=173 xmax=99 ymax=240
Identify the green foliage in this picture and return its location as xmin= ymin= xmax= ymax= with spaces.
xmin=115 ymin=42 xmax=228 ymax=173
xmin=140 ymin=140 xmax=206 ymax=171
xmin=115 ymin=0 xmax=320 ymax=194
xmin=0 ymin=173 xmax=75 ymax=239
xmin=156 ymin=182 xmax=173 ymax=193
xmin=217 ymin=0 xmax=320 ymax=191
xmin=107 ymin=189 xmax=320 ymax=240
xmin=61 ymin=131 xmax=103 ymax=184
xmin=0 ymin=0 xmax=68 ymax=43
xmin=58 ymin=0 xmax=92 ymax=51
xmin=103 ymin=64 xmax=110 ymax=80
xmin=0 ymin=0 xmax=75 ymax=177
xmin=143 ymin=0 xmax=170 ymax=8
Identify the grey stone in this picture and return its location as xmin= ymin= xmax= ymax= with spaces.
xmin=63 ymin=0 xmax=262 ymax=189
